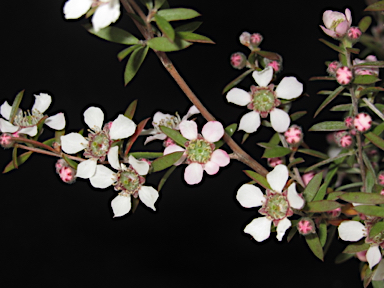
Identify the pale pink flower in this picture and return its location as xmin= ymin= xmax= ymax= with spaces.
xmin=336 ymin=66 xmax=353 ymax=85
xmin=354 ymin=55 xmax=379 ymax=76
xmin=354 ymin=113 xmax=372 ymax=132
xmin=320 ymin=8 xmax=352 ymax=39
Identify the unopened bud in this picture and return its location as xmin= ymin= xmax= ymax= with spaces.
xmin=336 ymin=66 xmax=353 ymax=85
xmin=327 ymin=61 xmax=340 ymax=76
xmin=353 ymin=113 xmax=372 ymax=132
xmin=297 ymin=217 xmax=316 ymax=235
xmin=284 ymin=125 xmax=303 ymax=146
xmin=347 ymin=27 xmax=362 ymax=41
xmin=249 ymin=33 xmax=263 ymax=49
xmin=378 ymin=171 xmax=384 ymax=185
xmin=334 ymin=131 xmax=353 ymax=148
xmin=267 ymin=157 xmax=284 ymax=168
xmin=0 ymin=133 xmax=15 ymax=148
xmin=230 ymin=52 xmax=247 ymax=69
xmin=55 ymin=159 xmax=76 ymax=184
xmin=344 ymin=116 xmax=354 ymax=129
xmin=327 ymin=207 xmax=341 ymax=218
xmin=239 ymin=32 xmax=251 ymax=46
xmin=302 ymin=171 xmax=315 ymax=186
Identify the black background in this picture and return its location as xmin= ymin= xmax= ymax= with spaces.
xmin=0 ymin=1 xmax=371 ymax=287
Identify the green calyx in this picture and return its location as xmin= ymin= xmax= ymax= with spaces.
xmin=186 ymin=138 xmax=213 ymax=164
xmin=252 ymin=88 xmax=276 ymax=113
xmin=265 ymin=193 xmax=289 ymax=220
xmin=89 ymin=131 xmax=110 ymax=158
xmin=118 ymin=169 xmax=141 ymax=193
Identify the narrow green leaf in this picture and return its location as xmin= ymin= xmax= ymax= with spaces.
xmin=243 ymin=170 xmax=271 ymax=190
xmin=354 ymin=61 xmax=384 ymax=67
xmin=305 ymin=200 xmax=341 ymax=212
xmin=343 ymin=241 xmax=370 ymax=254
xmin=160 ymin=126 xmax=187 ymax=147
xmin=155 ymin=13 xmax=175 ymax=42
xmin=222 ymin=68 xmax=254 ymax=94
xmin=335 ymin=253 xmax=354 ymax=264
xmin=290 ymin=111 xmax=307 ymax=121
xmin=147 ymin=37 xmax=191 ymax=52
xmin=297 ymin=149 xmax=328 ymax=159
xmin=363 ymin=154 xmax=376 ymax=193
xmin=158 ymin=165 xmax=176 ymax=191
xmin=327 ymin=191 xmax=345 ymax=200
xmin=330 ymin=103 xmax=352 ymax=111
xmin=309 ymin=121 xmax=347 ymax=132
xmin=318 ymin=219 xmax=327 ymax=247
xmin=62 ymin=154 xmax=78 ymax=169
xmin=365 ymin=132 xmax=384 ymax=151
xmin=154 ymin=0 xmax=166 ymax=9
xmin=151 ymin=151 xmax=184 ymax=172
xmin=304 ymin=151 xmax=354 ymax=172
xmin=346 ymin=47 xmax=360 ymax=54
xmin=9 ymin=90 xmax=24 ymax=123
xmin=339 ymin=192 xmax=384 ymax=204
xmin=117 ymin=45 xmax=141 ymax=62
xmin=54 ymin=130 xmax=65 ymax=145
xmin=309 ymin=76 xmax=335 ymax=81
xmin=288 ymin=157 xmax=304 ymax=168
xmin=174 ymin=21 xmax=202 ymax=32
xmin=157 ymin=8 xmax=200 ymax=21
xmin=305 ymin=233 xmax=324 ymax=261
xmin=12 ymin=146 xmax=18 ymax=169
xmin=303 ymin=171 xmax=323 ymax=202
xmin=370 ymin=222 xmax=384 ymax=239
xmin=359 ymin=86 xmax=384 ymax=98
xmin=358 ymin=16 xmax=372 ymax=33
xmin=354 ymin=205 xmax=384 ymax=217
xmin=372 ymin=280 xmax=384 ymax=288
xmin=335 ymin=182 xmax=363 ymax=191
xmin=129 ymin=152 xmax=164 ymax=159
xmin=86 ymin=25 xmax=140 ymax=45
xmin=124 ymin=45 xmax=149 ymax=85
xmin=319 ymin=38 xmax=344 ymax=53
xmin=176 ymin=31 xmax=215 ymax=44
xmin=365 ymin=1 xmax=384 ymax=11
xmin=353 ymin=75 xmax=381 ymax=85
xmin=262 ymin=146 xmax=291 ymax=158
xmin=124 ymin=100 xmax=137 ymax=119
xmin=314 ymin=86 xmax=345 ymax=118
xmin=140 ymin=0 xmax=153 ymax=9
xmin=314 ymin=166 xmax=338 ymax=201
xmin=215 ymin=123 xmax=237 ymax=149
xmin=3 ymin=151 xmax=33 ymax=173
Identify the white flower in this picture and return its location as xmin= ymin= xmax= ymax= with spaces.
xmin=89 ymin=147 xmax=159 ymax=217
xmin=226 ymin=66 xmax=303 ymax=133
xmin=0 ymin=93 xmax=65 ymax=136
xmin=236 ymin=164 xmax=304 ymax=242
xmin=63 ymin=0 xmax=120 ymax=32
xmin=60 ymin=106 xmax=136 ymax=179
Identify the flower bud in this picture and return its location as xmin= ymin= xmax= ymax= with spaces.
xmin=284 ymin=125 xmax=303 ymax=146
xmin=327 ymin=61 xmax=340 ymax=76
xmin=378 ymin=171 xmax=384 ymax=186
xmin=249 ymin=33 xmax=263 ymax=49
xmin=344 ymin=116 xmax=354 ymax=129
xmin=230 ymin=52 xmax=247 ymax=69
xmin=0 ymin=133 xmax=15 ymax=149
xmin=347 ymin=27 xmax=362 ymax=41
xmin=302 ymin=171 xmax=315 ymax=186
xmin=267 ymin=157 xmax=284 ymax=168
xmin=334 ymin=131 xmax=353 ymax=148
xmin=336 ymin=66 xmax=353 ymax=85
xmin=55 ymin=159 xmax=76 ymax=184
xmin=297 ymin=217 xmax=316 ymax=235
xmin=239 ymin=32 xmax=251 ymax=46
xmin=353 ymin=113 xmax=372 ymax=132
xmin=327 ymin=207 xmax=341 ymax=218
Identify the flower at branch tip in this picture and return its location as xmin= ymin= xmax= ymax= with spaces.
xmin=163 ymin=120 xmax=230 ymax=185
xmin=336 ymin=66 xmax=353 ymax=85
xmin=284 ymin=125 xmax=303 ymax=146
xmin=353 ymin=55 xmax=379 ymax=76
xmin=55 ymin=159 xmax=76 ymax=184
xmin=297 ymin=218 xmax=315 ymax=235
xmin=226 ymin=66 xmax=303 ymax=133
xmin=320 ymin=8 xmax=352 ymax=39
xmin=236 ymin=164 xmax=305 ymax=242
xmin=0 ymin=93 xmax=65 ymax=137
xmin=63 ymin=0 xmax=120 ymax=32
xmin=141 ymin=106 xmax=200 ymax=145
xmin=60 ymin=106 xmax=136 ymax=180
xmin=88 ymin=147 xmax=158 ymax=217
xmin=347 ymin=27 xmax=362 ymax=41
xmin=230 ymin=52 xmax=247 ymax=70
xmin=353 ymin=113 xmax=372 ymax=132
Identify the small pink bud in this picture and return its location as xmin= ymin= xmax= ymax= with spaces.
xmin=353 ymin=113 xmax=372 ymax=132
xmin=284 ymin=125 xmax=303 ymax=145
xmin=302 ymin=171 xmax=315 ymax=186
xmin=344 ymin=116 xmax=354 ymax=128
xmin=55 ymin=159 xmax=66 ymax=173
xmin=267 ymin=61 xmax=281 ymax=73
xmin=249 ymin=33 xmax=263 ymax=48
xmin=336 ymin=66 xmax=353 ymax=85
xmin=0 ymin=133 xmax=14 ymax=148
xmin=58 ymin=166 xmax=76 ymax=184
xmin=297 ymin=218 xmax=316 ymax=235
xmin=327 ymin=61 xmax=340 ymax=76
xmin=239 ymin=32 xmax=251 ymax=46
xmin=378 ymin=171 xmax=384 ymax=185
xmin=337 ymin=132 xmax=353 ymax=148
xmin=230 ymin=52 xmax=247 ymax=69
xmin=347 ymin=27 xmax=362 ymax=41
xmin=327 ymin=207 xmax=341 ymax=218
xmin=164 ymin=137 xmax=175 ymax=147
xmin=267 ymin=157 xmax=284 ymax=168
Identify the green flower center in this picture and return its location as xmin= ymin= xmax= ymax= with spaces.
xmin=86 ymin=131 xmax=110 ymax=159
xmin=117 ymin=168 xmax=141 ymax=194
xmin=330 ymin=18 xmax=344 ymax=30
xmin=252 ymin=88 xmax=276 ymax=113
xmin=265 ymin=193 xmax=289 ymax=220
xmin=186 ymin=138 xmax=213 ymax=164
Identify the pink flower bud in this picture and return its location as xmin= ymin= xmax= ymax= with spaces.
xmin=297 ymin=218 xmax=316 ymax=235
xmin=344 ymin=116 xmax=354 ymax=129
xmin=302 ymin=171 xmax=315 ymax=186
xmin=58 ymin=166 xmax=76 ymax=184
xmin=327 ymin=207 xmax=341 ymax=218
xmin=378 ymin=171 xmax=384 ymax=185
xmin=284 ymin=125 xmax=303 ymax=145
xmin=230 ymin=52 xmax=247 ymax=69
xmin=356 ymin=250 xmax=367 ymax=262
xmin=353 ymin=113 xmax=372 ymax=132
xmin=347 ymin=27 xmax=362 ymax=41
xmin=249 ymin=33 xmax=263 ymax=49
xmin=239 ymin=32 xmax=251 ymax=46
xmin=337 ymin=132 xmax=353 ymax=148
xmin=0 ymin=133 xmax=14 ymax=148
xmin=336 ymin=66 xmax=353 ymax=85
xmin=267 ymin=157 xmax=284 ymax=168
xmin=327 ymin=61 xmax=340 ymax=76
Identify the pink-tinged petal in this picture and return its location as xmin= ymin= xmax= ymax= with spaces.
xmin=179 ymin=120 xmax=198 ymax=140
xmin=210 ymin=149 xmax=230 ymax=167
xmin=63 ymin=0 xmax=93 ymax=19
xmin=276 ymin=217 xmax=291 ymax=241
xmin=0 ymin=101 xmax=12 ymax=120
xmin=320 ymin=26 xmax=337 ymax=38
xmin=0 ymin=119 xmax=19 ymax=133
xmin=128 ymin=155 xmax=149 ymax=176
xmin=204 ymin=161 xmax=219 ymax=175
xmin=267 ymin=164 xmax=288 ymax=193
xmin=238 ymin=111 xmax=260 ymax=133
xmin=84 ymin=106 xmax=104 ymax=130
xmin=92 ymin=0 xmax=120 ymax=32
xmin=90 ymin=165 xmax=116 ymax=188
xmin=61 ymin=132 xmax=88 ymax=154
xmin=163 ymin=144 xmax=186 ymax=166
xmin=111 ymin=194 xmax=131 ymax=217
xmin=45 ymin=113 xmax=66 ymax=130
xmin=226 ymin=88 xmax=252 ymax=106
xmin=244 ymin=217 xmax=272 ymax=242
xmin=270 ymin=108 xmax=290 ymax=133
xmin=287 ymin=183 xmax=305 ymax=209
xmin=138 ymin=186 xmax=159 ymax=211
xmin=32 ymin=93 xmax=51 ymax=113
xmin=367 ymin=246 xmax=382 ymax=270
xmin=182 ymin=105 xmax=200 ymax=121
xmin=144 ymin=133 xmax=167 ymax=145
xmin=184 ymin=162 xmax=204 ymax=185
xmin=338 ymin=220 xmax=366 ymax=241
xmin=345 ymin=8 xmax=352 ymax=25
xmin=18 ymin=126 xmax=38 ymax=136
xmin=152 ymin=111 xmax=170 ymax=124
xmin=107 ymin=146 xmax=120 ymax=170
xmin=372 ymin=259 xmax=384 ymax=281
xmin=335 ymin=20 xmax=349 ymax=36
xmin=236 ymin=184 xmax=264 ymax=208
xmin=252 ymin=66 xmax=273 ymax=87
xmin=76 ymin=158 xmax=97 ymax=179
xmin=202 ymin=121 xmax=224 ymax=142
xmin=323 ymin=10 xmax=345 ymax=29
xmin=275 ymin=77 xmax=303 ymax=100
xmin=110 ymin=114 xmax=136 ymax=140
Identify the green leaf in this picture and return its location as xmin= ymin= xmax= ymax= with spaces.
xmin=157 ymin=8 xmax=200 ymax=21
xmin=155 ymin=13 xmax=175 ymax=42
xmin=372 ymin=280 xmax=384 ymax=288
xmin=304 ymin=151 xmax=354 ymax=172
xmin=369 ymin=221 xmax=384 ymax=239
xmin=354 ymin=61 xmax=384 ymax=67
xmin=151 ymin=151 xmax=184 ymax=172
xmin=334 ymin=253 xmax=354 ymax=264
xmin=359 ymin=86 xmax=384 ymax=98
xmin=327 ymin=191 xmax=345 ymax=200
xmin=335 ymin=182 xmax=363 ymax=191
xmin=290 ymin=111 xmax=307 ymax=121
xmin=318 ymin=219 xmax=327 ymax=247
xmin=309 ymin=76 xmax=335 ymax=81
xmin=54 ymin=130 xmax=65 ymax=145
xmin=346 ymin=47 xmax=360 ymax=54
xmin=124 ymin=99 xmax=137 ymax=119
xmin=354 ymin=205 xmax=384 ymax=217
xmin=215 ymin=123 xmax=237 ymax=149
xmin=158 ymin=165 xmax=177 ymax=191
xmin=176 ymin=31 xmax=215 ymax=44
xmin=358 ymin=16 xmax=372 ymax=33
xmin=303 ymin=171 xmax=323 ymax=203
xmin=314 ymin=166 xmax=338 ymax=201
xmin=330 ymin=103 xmax=352 ymax=111
xmin=154 ymin=0 xmax=166 ymax=9
xmin=124 ymin=45 xmax=149 ymax=85
xmin=288 ymin=157 xmax=304 ymax=168
xmin=3 ymin=150 xmax=33 ymax=173
xmin=117 ymin=45 xmax=141 ymax=61
xmin=147 ymin=37 xmax=191 ymax=52
xmin=319 ymin=38 xmax=344 ymax=53
xmin=353 ymin=75 xmax=381 ymax=85
xmin=243 ymin=170 xmax=271 ymax=190
xmin=262 ymin=146 xmax=291 ymax=158
xmin=174 ymin=21 xmax=202 ymax=32
xmin=305 ymin=200 xmax=341 ymax=212
xmin=309 ymin=121 xmax=347 ymax=132
xmin=297 ymin=149 xmax=328 ymax=159
xmin=343 ymin=241 xmax=370 ymax=254
xmin=339 ymin=192 xmax=384 ymax=204
xmin=254 ymin=50 xmax=281 ymax=60
xmin=86 ymin=25 xmax=140 ymax=45
xmin=222 ymin=68 xmax=254 ymax=94
xmin=314 ymin=86 xmax=345 ymax=118
xmin=62 ymin=154 xmax=78 ymax=169
xmin=365 ymin=132 xmax=384 ymax=151
xmin=305 ymin=233 xmax=324 ymax=261
xmin=140 ymin=0 xmax=153 ymax=9
xmin=365 ymin=1 xmax=384 ymax=11
xmin=129 ymin=152 xmax=164 ymax=159
xmin=9 ymin=89 xmax=24 ymax=123
xmin=160 ymin=126 xmax=187 ymax=147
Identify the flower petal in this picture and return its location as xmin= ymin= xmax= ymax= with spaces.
xmin=270 ymin=108 xmax=290 ymax=133
xmin=84 ymin=106 xmax=104 ymax=131
xmin=320 ymin=26 xmax=337 ymax=38
xmin=210 ymin=149 xmax=230 ymax=167
xmin=236 ymin=184 xmax=264 ymax=208
xmin=345 ymin=8 xmax=352 ymax=25
xmin=226 ymin=88 xmax=252 ymax=106
xmin=61 ymin=132 xmax=88 ymax=154
xmin=244 ymin=217 xmax=272 ymax=242
xmin=182 ymin=105 xmax=200 ymax=121
xmin=0 ymin=119 xmax=19 ymax=133
xmin=0 ymin=101 xmax=12 ymax=120
xmin=18 ymin=126 xmax=38 ymax=136
xmin=138 ymin=186 xmax=159 ymax=211
xmin=276 ymin=217 xmax=291 ymax=241
xmin=267 ymin=164 xmax=288 ymax=193
xmin=109 ymin=114 xmax=136 ymax=140
xmin=275 ymin=77 xmax=303 ymax=100
xmin=184 ymin=162 xmax=203 ymax=185
xmin=163 ymin=144 xmax=186 ymax=166
xmin=32 ymin=93 xmax=52 ymax=113
xmin=287 ymin=183 xmax=304 ymax=209
xmin=367 ymin=246 xmax=382 ymax=270
xmin=90 ymin=165 xmax=116 ymax=188
xmin=107 ymin=146 xmax=120 ymax=170
xmin=128 ymin=155 xmax=149 ymax=176
xmin=45 ymin=113 xmax=66 ymax=130
xmin=111 ymin=194 xmax=131 ymax=217
xmin=91 ymin=0 xmax=120 ymax=32
xmin=76 ymin=158 xmax=97 ymax=179
xmin=338 ymin=220 xmax=366 ymax=241
xmin=63 ymin=0 xmax=93 ymax=19
xmin=179 ymin=120 xmax=198 ymax=140
xmin=238 ymin=111 xmax=260 ymax=133
xmin=202 ymin=121 xmax=224 ymax=142
xmin=252 ymin=66 xmax=273 ymax=87
xmin=144 ymin=133 xmax=167 ymax=145
xmin=204 ymin=161 xmax=219 ymax=175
